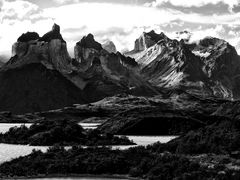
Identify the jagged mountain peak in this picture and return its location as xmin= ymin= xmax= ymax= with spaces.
xmin=189 ymin=36 xmax=238 ymax=58
xmin=76 ymin=33 xmax=102 ymax=51
xmin=143 ymin=30 xmax=167 ymax=40
xmin=17 ymin=32 xmax=40 ymax=43
xmin=134 ymin=30 xmax=170 ymax=52
xmin=175 ymin=30 xmax=192 ymax=42
xmin=52 ymin=23 xmax=60 ymax=34
xmin=39 ymin=23 xmax=65 ymax=43
xmin=5 ymin=23 xmax=72 ymax=73
xmin=102 ymin=40 xmax=117 ymax=53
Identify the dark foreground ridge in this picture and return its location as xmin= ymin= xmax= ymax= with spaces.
xmin=0 ymin=145 xmax=239 ymax=180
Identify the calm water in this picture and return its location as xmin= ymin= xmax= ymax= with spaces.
xmin=0 ymin=143 xmax=48 ymax=164
xmin=125 ymin=136 xmax=178 ymax=146
xmin=78 ymin=123 xmax=101 ymax=129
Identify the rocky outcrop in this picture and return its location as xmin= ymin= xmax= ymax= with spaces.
xmin=74 ymin=34 xmax=103 ymax=71
xmin=8 ymin=24 xmax=72 ymax=72
xmin=17 ymin=32 xmax=40 ymax=42
xmin=133 ymin=30 xmax=169 ymax=52
xmin=102 ymin=40 xmax=117 ymax=53
xmin=39 ymin=23 xmax=65 ymax=43
xmin=76 ymin=34 xmax=102 ymax=51
xmin=188 ymin=37 xmax=240 ymax=98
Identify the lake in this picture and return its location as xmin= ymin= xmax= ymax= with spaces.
xmin=0 ymin=143 xmax=48 ymax=164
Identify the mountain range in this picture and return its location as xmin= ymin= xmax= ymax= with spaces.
xmin=125 ymin=30 xmax=240 ymax=99
xmin=0 ymin=23 xmax=240 ymax=114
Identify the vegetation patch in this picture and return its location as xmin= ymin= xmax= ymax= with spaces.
xmin=0 ymin=119 xmax=134 ymax=146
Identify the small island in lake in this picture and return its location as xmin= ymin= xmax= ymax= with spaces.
xmin=0 ymin=119 xmax=135 ymax=146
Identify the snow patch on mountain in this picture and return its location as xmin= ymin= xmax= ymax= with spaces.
xmin=192 ymin=51 xmax=211 ymax=58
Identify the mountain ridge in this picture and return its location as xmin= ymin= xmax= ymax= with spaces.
xmin=125 ymin=30 xmax=240 ymax=99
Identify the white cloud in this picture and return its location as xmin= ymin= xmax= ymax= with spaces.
xmin=146 ymin=0 xmax=240 ymax=8
xmin=0 ymin=0 xmax=40 ymax=21
xmin=53 ymin=0 xmax=79 ymax=5
xmin=1 ymin=0 xmax=240 ymax=57
xmin=41 ymin=2 xmax=181 ymax=52
xmin=0 ymin=0 xmax=3 ymax=8
xmin=0 ymin=0 xmax=53 ymax=56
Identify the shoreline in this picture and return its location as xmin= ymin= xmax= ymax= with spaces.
xmin=2 ymin=174 xmax=142 ymax=180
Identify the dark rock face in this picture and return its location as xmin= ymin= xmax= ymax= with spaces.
xmin=92 ymin=57 xmax=101 ymax=66
xmin=0 ymin=63 xmax=86 ymax=114
xmin=39 ymin=23 xmax=65 ymax=43
xmin=76 ymin=34 xmax=102 ymax=51
xmin=189 ymin=37 xmax=240 ymax=98
xmin=116 ymin=52 xmax=138 ymax=67
xmin=0 ymin=61 xmax=4 ymax=67
xmin=0 ymin=56 xmax=6 ymax=67
xmin=17 ymin=32 xmax=40 ymax=42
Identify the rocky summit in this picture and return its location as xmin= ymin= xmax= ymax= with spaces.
xmin=102 ymin=40 xmax=117 ymax=53
xmin=125 ymin=30 xmax=240 ymax=99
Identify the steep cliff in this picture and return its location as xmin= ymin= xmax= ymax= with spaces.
xmin=7 ymin=24 xmax=72 ymax=73
xmin=74 ymin=34 xmax=158 ymax=97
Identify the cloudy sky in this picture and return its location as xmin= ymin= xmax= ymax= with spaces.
xmin=1 ymin=0 xmax=240 ymax=58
